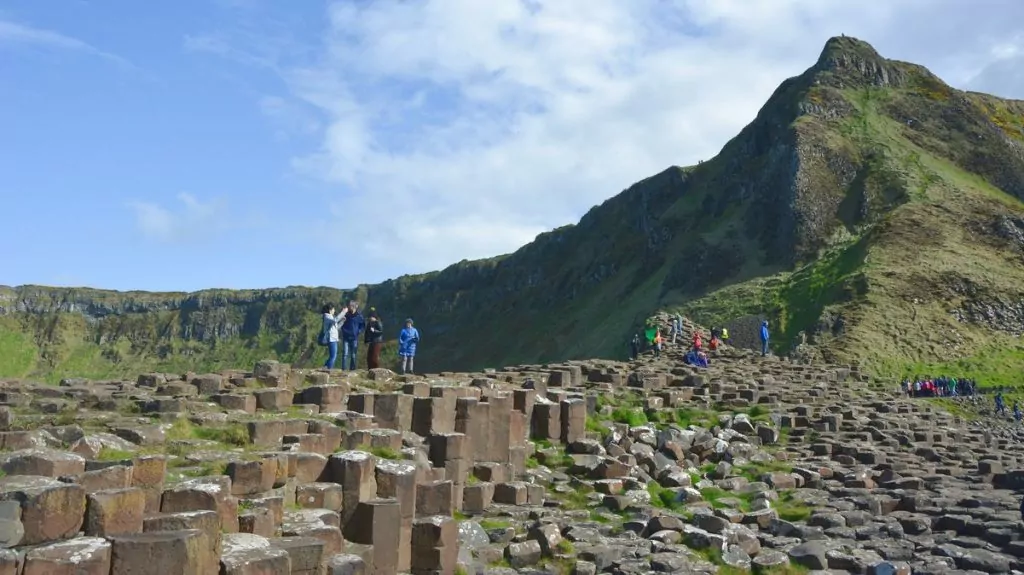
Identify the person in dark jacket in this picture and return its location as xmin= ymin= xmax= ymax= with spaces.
xmin=629 ymin=333 xmax=640 ymax=361
xmin=365 ymin=308 xmax=384 ymax=370
xmin=340 ymin=300 xmax=366 ymax=371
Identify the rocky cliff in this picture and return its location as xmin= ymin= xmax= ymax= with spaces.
xmin=3 ymin=36 xmax=1024 ymax=382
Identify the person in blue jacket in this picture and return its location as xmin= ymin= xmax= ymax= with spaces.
xmin=760 ymin=320 xmax=770 ymax=357
xmin=398 ymin=318 xmax=420 ymax=375
xmin=340 ymin=300 xmax=366 ymax=371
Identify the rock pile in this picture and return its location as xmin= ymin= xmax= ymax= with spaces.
xmin=0 ymin=335 xmax=1022 ymax=574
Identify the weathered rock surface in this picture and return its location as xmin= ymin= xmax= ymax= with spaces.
xmin=0 ymin=313 xmax=1022 ymax=575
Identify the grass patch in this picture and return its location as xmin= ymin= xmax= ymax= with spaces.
xmin=360 ymin=446 xmax=401 ymax=460
xmin=96 ymin=447 xmax=136 ymax=461
xmin=192 ymin=424 xmax=249 ymax=447
xmin=775 ymin=490 xmax=813 ymax=522
xmin=674 ymin=407 xmax=716 ymax=428
xmin=585 ymin=416 xmax=611 ymax=438
xmin=700 ymin=486 xmax=754 ymax=512
xmin=558 ymin=484 xmax=595 ymax=510
xmin=610 ymin=407 xmax=648 ymax=427
xmin=478 ymin=518 xmax=510 ymax=530
xmin=736 ymin=460 xmax=793 ymax=481
xmin=647 ymin=482 xmax=685 ymax=511
xmin=181 ymin=460 xmax=227 ymax=477
xmin=539 ymin=450 xmax=575 ymax=469
xmin=164 ymin=418 xmax=249 ymax=447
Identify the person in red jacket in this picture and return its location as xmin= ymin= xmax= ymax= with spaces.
xmin=692 ymin=331 xmax=702 ymax=351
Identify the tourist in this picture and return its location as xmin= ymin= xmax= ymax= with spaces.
xmin=629 ymin=333 xmax=640 ymax=361
xmin=320 ymin=303 xmax=344 ymax=370
xmin=398 ymin=318 xmax=420 ymax=374
xmin=340 ymin=300 xmax=365 ymax=371
xmin=684 ymin=348 xmax=709 ymax=368
xmin=364 ymin=308 xmax=384 ymax=370
xmin=653 ymin=330 xmax=663 ymax=358
xmin=996 ymin=392 xmax=1006 ymax=416
xmin=692 ymin=330 xmax=702 ymax=351
xmin=760 ymin=320 xmax=770 ymax=357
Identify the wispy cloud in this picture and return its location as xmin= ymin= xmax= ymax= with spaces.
xmin=127 ymin=193 xmax=223 ymax=242
xmin=0 ymin=19 xmax=133 ymax=68
xmin=189 ymin=0 xmax=1024 ymax=278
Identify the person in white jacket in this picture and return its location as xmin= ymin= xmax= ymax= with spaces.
xmin=320 ymin=304 xmax=345 ymax=369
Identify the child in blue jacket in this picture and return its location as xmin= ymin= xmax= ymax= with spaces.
xmin=398 ymin=318 xmax=420 ymax=374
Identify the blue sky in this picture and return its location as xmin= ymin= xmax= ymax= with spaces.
xmin=2 ymin=0 xmax=1023 ymax=292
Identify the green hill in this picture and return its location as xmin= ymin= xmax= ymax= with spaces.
xmin=3 ymin=36 xmax=1024 ymax=384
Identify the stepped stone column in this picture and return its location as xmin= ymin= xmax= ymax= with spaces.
xmin=412 ymin=516 xmax=458 ymax=575
xmin=428 ymin=433 xmax=470 ymax=511
xmin=328 ymin=451 xmax=378 ymax=527
xmin=483 ymin=393 xmax=512 ymax=463
xmin=455 ymin=398 xmax=489 ymax=464
xmin=374 ymin=394 xmax=414 ymax=431
xmin=375 ymin=460 xmax=418 ymax=572
xmin=342 ymin=499 xmax=401 ymax=575
xmin=560 ymin=398 xmax=586 ymax=444
xmin=531 ymin=401 xmax=560 ymax=442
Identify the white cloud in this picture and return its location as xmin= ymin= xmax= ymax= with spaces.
xmin=0 ymin=19 xmax=132 ymax=67
xmin=191 ymin=0 xmax=1024 ymax=278
xmin=127 ymin=193 xmax=222 ymax=242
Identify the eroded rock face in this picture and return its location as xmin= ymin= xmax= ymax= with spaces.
xmin=0 ymin=310 xmax=1024 ymax=575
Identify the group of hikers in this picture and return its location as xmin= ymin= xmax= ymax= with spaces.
xmin=629 ymin=314 xmax=774 ymax=364
xmin=900 ymin=376 xmax=979 ymax=398
xmin=899 ymin=376 xmax=1024 ymax=422
xmin=993 ymin=391 xmax=1024 ymax=423
xmin=630 ymin=314 xmax=773 ymax=368
xmin=319 ymin=300 xmax=421 ymax=374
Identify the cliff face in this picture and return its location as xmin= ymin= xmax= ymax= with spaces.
xmin=4 ymin=36 xmax=1024 ymax=382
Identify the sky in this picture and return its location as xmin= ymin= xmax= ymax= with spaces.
xmin=2 ymin=0 xmax=1023 ymax=293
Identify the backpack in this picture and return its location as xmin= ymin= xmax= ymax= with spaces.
xmin=317 ymin=327 xmax=329 ymax=346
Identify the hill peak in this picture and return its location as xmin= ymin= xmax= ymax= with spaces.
xmin=816 ymin=35 xmax=883 ymax=66
xmin=810 ymin=35 xmax=916 ymax=89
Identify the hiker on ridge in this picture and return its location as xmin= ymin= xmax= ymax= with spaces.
xmin=760 ymin=320 xmax=770 ymax=357
xmin=340 ymin=300 xmax=366 ymax=371
xmin=319 ymin=303 xmax=344 ymax=370
xmin=365 ymin=308 xmax=384 ymax=370
xmin=398 ymin=318 xmax=420 ymax=374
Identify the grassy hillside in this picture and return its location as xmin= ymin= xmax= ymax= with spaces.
xmin=3 ymin=36 xmax=1024 ymax=383
xmin=671 ymin=45 xmax=1024 ymax=384
xmin=0 ymin=287 xmax=403 ymax=382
